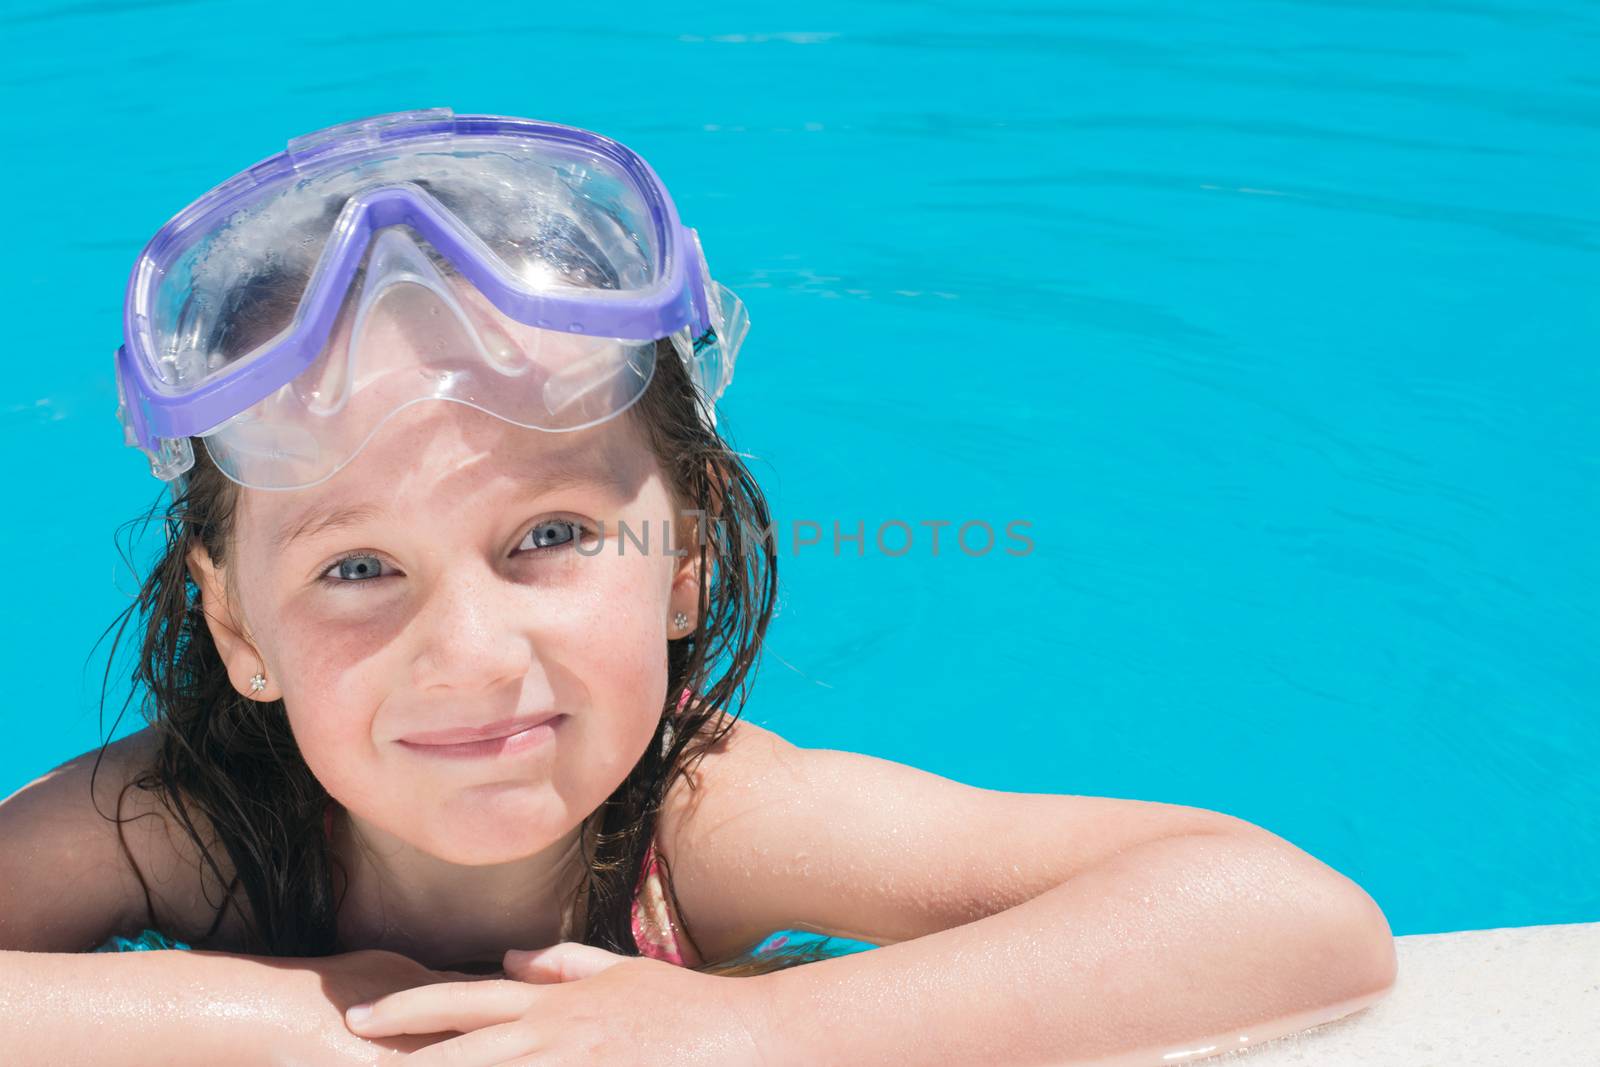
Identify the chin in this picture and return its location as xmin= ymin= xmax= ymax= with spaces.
xmin=418 ymin=792 xmax=571 ymax=865
xmin=430 ymin=838 xmax=549 ymax=866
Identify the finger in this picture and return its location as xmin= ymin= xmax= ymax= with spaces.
xmin=345 ymin=979 xmax=538 ymax=1038
xmin=502 ymin=941 xmax=628 ymax=983
xmin=402 ymin=1020 xmax=539 ymax=1066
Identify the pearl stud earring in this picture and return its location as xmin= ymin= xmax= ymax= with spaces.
xmin=672 ymin=611 xmax=689 ymax=631
xmin=249 ymin=672 xmax=267 ymax=694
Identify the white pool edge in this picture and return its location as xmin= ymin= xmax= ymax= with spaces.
xmin=1207 ymin=920 xmax=1600 ymax=1066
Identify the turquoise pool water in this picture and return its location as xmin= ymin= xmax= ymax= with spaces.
xmin=2 ymin=1 xmax=1594 ymax=943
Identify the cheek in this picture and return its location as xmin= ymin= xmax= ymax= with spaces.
xmin=574 ymin=551 xmax=671 ymax=687
xmin=540 ymin=550 xmax=674 ymax=791
xmin=268 ymin=621 xmax=390 ymax=795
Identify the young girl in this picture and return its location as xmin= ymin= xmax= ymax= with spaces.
xmin=0 ymin=109 xmax=1395 ymax=1066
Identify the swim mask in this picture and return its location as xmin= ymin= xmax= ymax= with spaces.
xmin=113 ymin=108 xmax=749 ymax=491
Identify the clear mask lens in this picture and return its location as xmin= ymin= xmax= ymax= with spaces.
xmin=199 ymin=225 xmax=656 ymax=491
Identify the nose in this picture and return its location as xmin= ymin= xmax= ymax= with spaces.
xmin=408 ymin=560 xmax=536 ymax=693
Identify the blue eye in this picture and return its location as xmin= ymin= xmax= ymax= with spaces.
xmin=321 ymin=554 xmax=389 ymax=584
xmin=522 ymin=519 xmax=580 ymax=551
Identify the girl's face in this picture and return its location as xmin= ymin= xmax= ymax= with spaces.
xmin=189 ymin=394 xmax=700 ymax=866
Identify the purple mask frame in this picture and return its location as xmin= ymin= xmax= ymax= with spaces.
xmin=115 ymin=109 xmax=716 ymax=458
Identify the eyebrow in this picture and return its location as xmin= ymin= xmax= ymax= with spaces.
xmin=271 ymin=455 xmax=625 ymax=552
xmin=272 ymin=501 xmax=388 ymax=553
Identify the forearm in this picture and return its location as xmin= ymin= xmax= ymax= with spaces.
xmin=751 ymin=830 xmax=1397 ymax=1067
xmin=0 ymin=948 xmax=412 ymax=1067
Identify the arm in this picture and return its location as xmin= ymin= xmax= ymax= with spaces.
xmin=659 ymin=722 xmax=1397 ymax=1066
xmin=0 ymin=731 xmax=461 ymax=1065
xmin=0 ymin=946 xmax=471 ymax=1067
xmin=0 ymin=948 xmax=259 ymax=1067
xmin=745 ymin=828 xmax=1394 ymax=1066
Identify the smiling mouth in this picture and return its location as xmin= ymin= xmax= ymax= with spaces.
xmin=399 ymin=712 xmax=564 ymax=747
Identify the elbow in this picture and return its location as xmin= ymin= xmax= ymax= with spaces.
xmin=1206 ymin=819 xmax=1399 ymax=1011
xmin=1308 ymin=870 xmax=1399 ymax=1006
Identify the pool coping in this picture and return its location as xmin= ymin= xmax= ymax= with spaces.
xmin=1208 ymin=920 xmax=1599 ymax=1065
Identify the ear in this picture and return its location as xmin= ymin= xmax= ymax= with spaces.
xmin=186 ymin=545 xmax=279 ymax=702
xmin=668 ymin=487 xmax=715 ymax=638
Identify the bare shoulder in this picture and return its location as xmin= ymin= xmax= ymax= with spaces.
xmin=0 ymin=727 xmax=245 ymax=952
xmin=659 ymin=712 xmax=805 ymax=807
xmin=653 ymin=711 xmax=818 ymax=866
xmin=652 ymin=712 xmax=844 ymax=960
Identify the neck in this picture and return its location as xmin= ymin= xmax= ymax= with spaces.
xmin=329 ymin=803 xmax=593 ymax=972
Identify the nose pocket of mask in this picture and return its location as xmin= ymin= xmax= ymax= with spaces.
xmin=342 ymin=226 xmax=509 ymax=396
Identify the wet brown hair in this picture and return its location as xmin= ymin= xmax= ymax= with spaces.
xmin=90 ymin=259 xmax=853 ymax=976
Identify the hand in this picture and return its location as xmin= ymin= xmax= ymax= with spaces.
xmin=342 ymin=942 xmax=774 ymax=1066
xmin=264 ymin=947 xmax=499 ymax=1065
